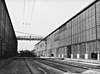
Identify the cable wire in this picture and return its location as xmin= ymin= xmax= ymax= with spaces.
xmin=29 ymin=0 xmax=35 ymax=25
xmin=23 ymin=0 xmax=26 ymax=25
xmin=26 ymin=0 xmax=30 ymax=25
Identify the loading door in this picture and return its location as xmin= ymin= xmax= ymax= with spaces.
xmin=67 ymin=46 xmax=71 ymax=58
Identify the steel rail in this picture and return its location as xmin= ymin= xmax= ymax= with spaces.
xmin=32 ymin=58 xmax=88 ymax=73
xmin=24 ymin=58 xmax=33 ymax=74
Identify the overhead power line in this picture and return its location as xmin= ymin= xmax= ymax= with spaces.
xmin=23 ymin=0 xmax=26 ymax=25
xmin=29 ymin=0 xmax=35 ymax=25
xmin=22 ymin=0 xmax=36 ymax=25
xmin=26 ymin=0 xmax=30 ymax=25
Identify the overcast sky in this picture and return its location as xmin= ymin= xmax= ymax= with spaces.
xmin=5 ymin=0 xmax=95 ymax=51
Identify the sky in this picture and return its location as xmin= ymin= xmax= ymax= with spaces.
xmin=5 ymin=0 xmax=95 ymax=51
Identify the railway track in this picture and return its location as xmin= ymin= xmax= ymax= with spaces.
xmin=24 ymin=58 xmax=48 ymax=74
xmin=24 ymin=58 xmax=33 ymax=74
xmin=42 ymin=58 xmax=100 ymax=69
xmin=40 ymin=59 xmax=89 ymax=69
xmin=32 ymin=58 xmax=88 ymax=73
xmin=0 ymin=58 xmax=99 ymax=74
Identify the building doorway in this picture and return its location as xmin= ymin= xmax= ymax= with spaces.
xmin=67 ymin=46 xmax=71 ymax=58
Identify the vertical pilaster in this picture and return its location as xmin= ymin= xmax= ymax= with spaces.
xmin=85 ymin=54 xmax=88 ymax=59
xmin=77 ymin=44 xmax=80 ymax=59
xmin=97 ymin=53 xmax=99 ymax=60
xmin=95 ymin=1 xmax=98 ymax=59
xmin=85 ymin=42 xmax=88 ymax=59
xmin=65 ymin=47 xmax=67 ymax=58
xmin=62 ymin=54 xmax=64 ymax=58
xmin=77 ymin=54 xmax=80 ymax=59
xmin=71 ymin=54 xmax=73 ymax=59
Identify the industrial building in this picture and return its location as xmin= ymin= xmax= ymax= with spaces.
xmin=35 ymin=0 xmax=100 ymax=60
xmin=0 ymin=0 xmax=18 ymax=58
